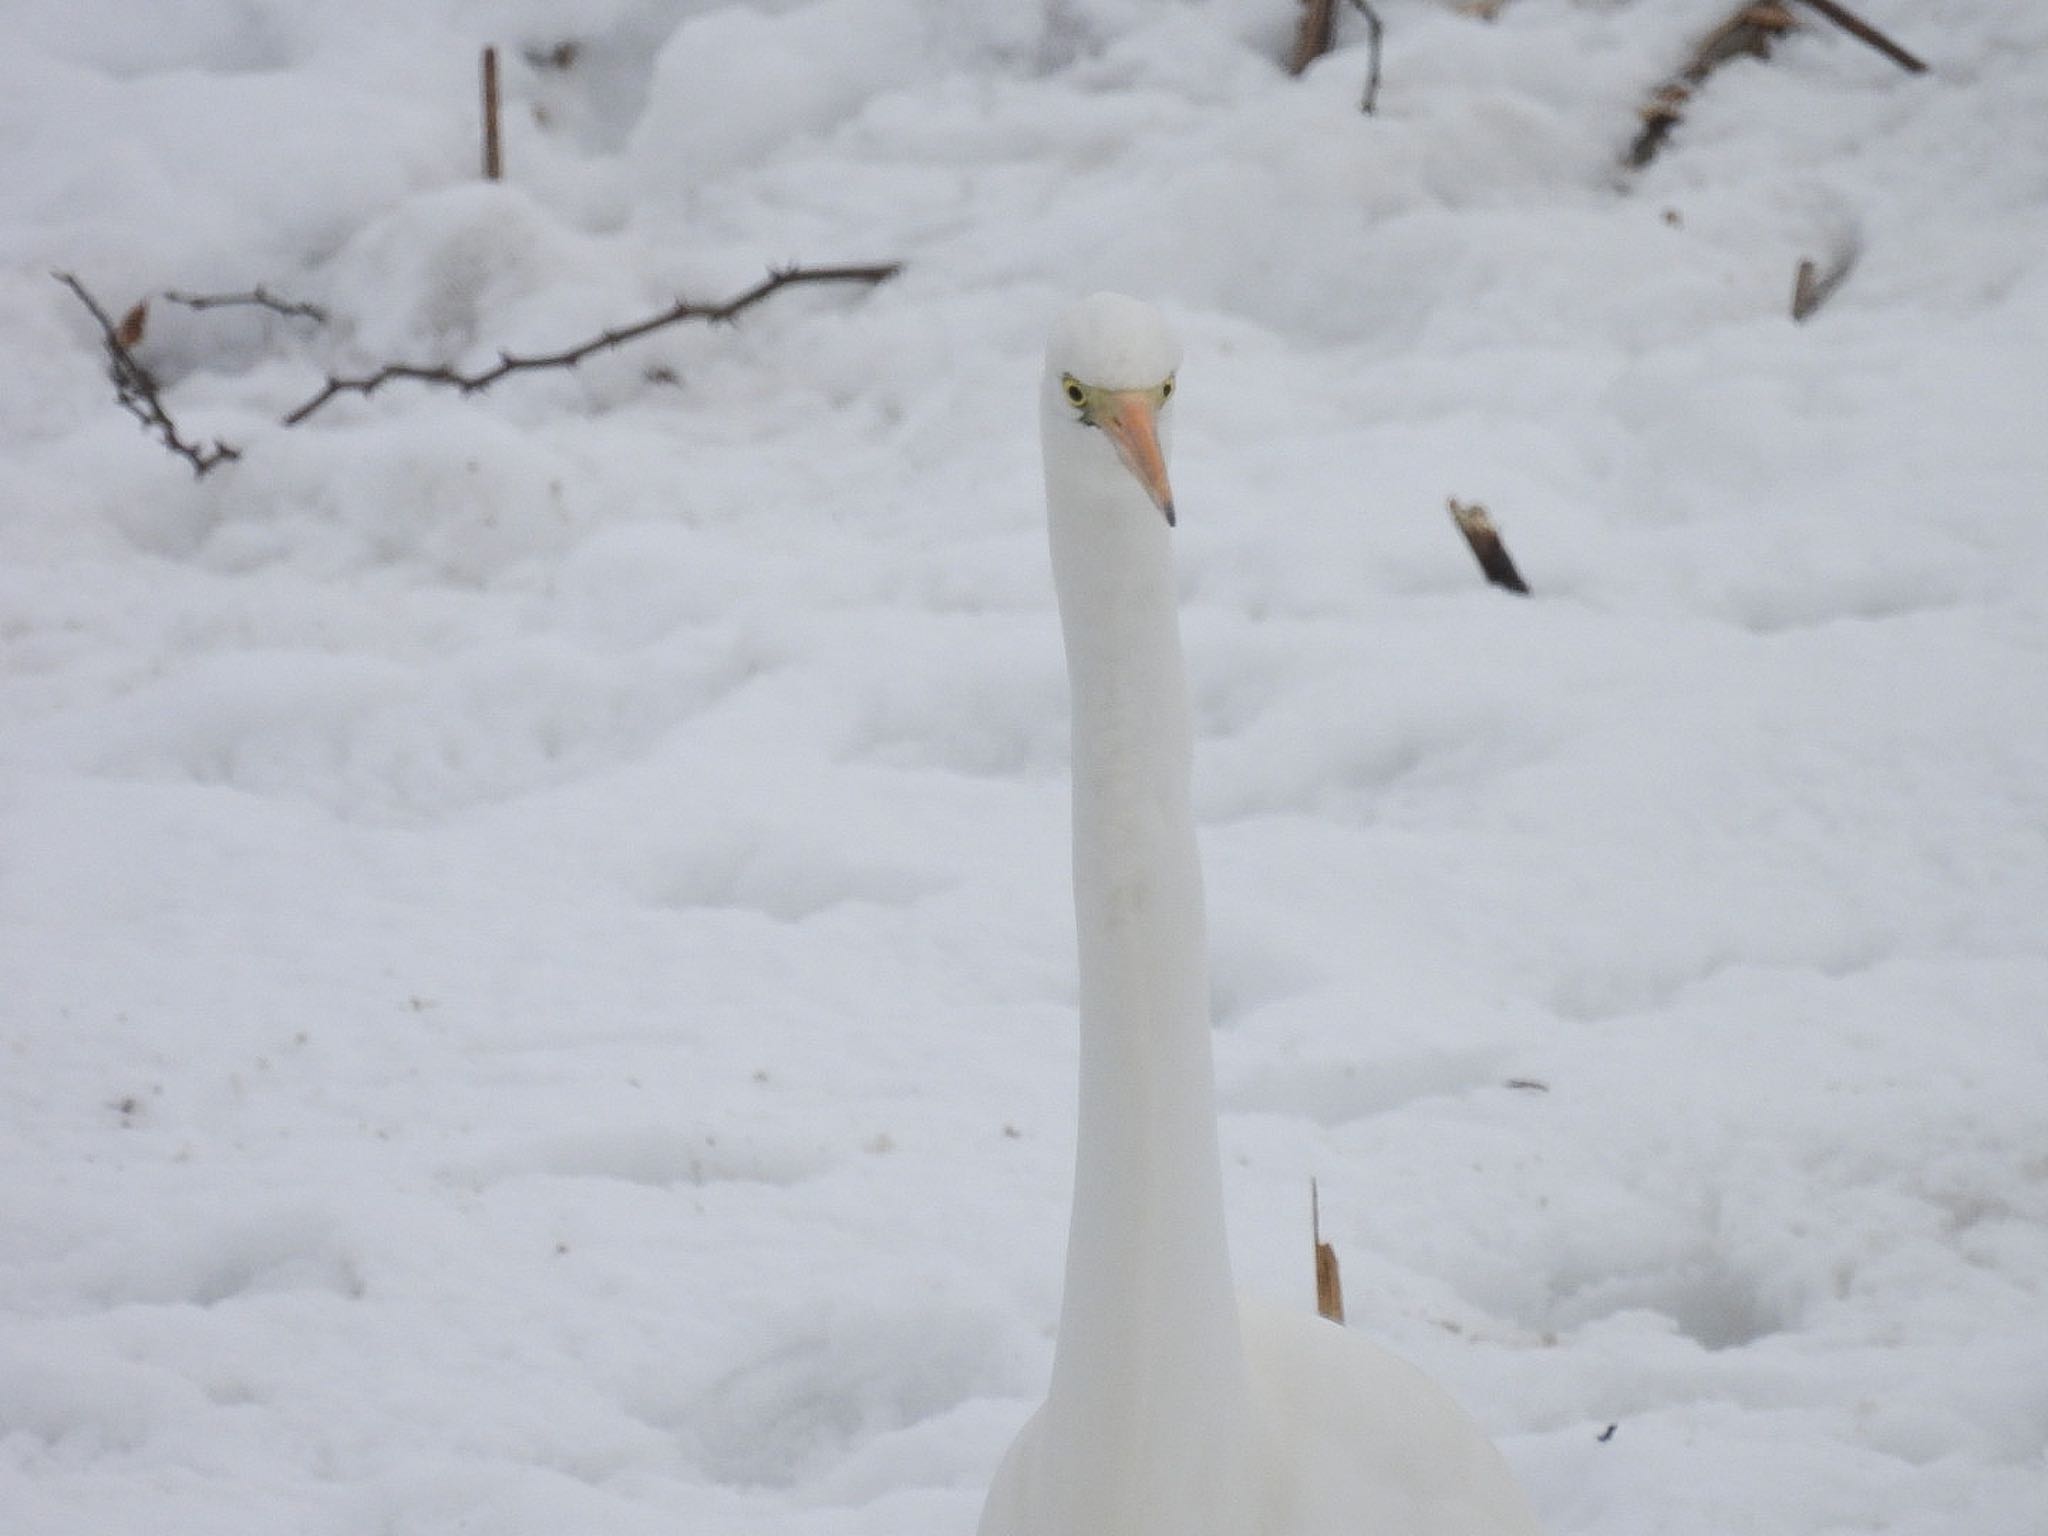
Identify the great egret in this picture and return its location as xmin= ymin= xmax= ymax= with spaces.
xmin=978 ymin=293 xmax=1542 ymax=1536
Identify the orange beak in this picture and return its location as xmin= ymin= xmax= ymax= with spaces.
xmin=1098 ymin=391 xmax=1176 ymax=526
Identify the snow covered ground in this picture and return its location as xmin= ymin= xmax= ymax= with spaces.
xmin=4 ymin=1 xmax=2046 ymax=1532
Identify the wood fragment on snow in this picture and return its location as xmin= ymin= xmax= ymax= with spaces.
xmin=1448 ymin=499 xmax=1531 ymax=596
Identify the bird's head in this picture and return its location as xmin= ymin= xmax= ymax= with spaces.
xmin=1043 ymin=293 xmax=1182 ymax=526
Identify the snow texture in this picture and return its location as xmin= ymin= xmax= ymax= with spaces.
xmin=3 ymin=2 xmax=2046 ymax=1534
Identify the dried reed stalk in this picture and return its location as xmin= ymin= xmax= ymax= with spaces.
xmin=1312 ymin=1180 xmax=1346 ymax=1325
xmin=481 ymin=46 xmax=503 ymax=180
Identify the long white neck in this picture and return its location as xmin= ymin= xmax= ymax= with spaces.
xmin=1036 ymin=411 xmax=1253 ymax=1532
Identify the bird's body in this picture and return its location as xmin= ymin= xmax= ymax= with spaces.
xmin=978 ymin=294 xmax=1541 ymax=1536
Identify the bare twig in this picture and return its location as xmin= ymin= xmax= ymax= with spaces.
xmin=482 ymin=45 xmax=503 ymax=181
xmin=1348 ymin=0 xmax=1384 ymax=115
xmin=281 ymin=261 xmax=903 ymax=426
xmin=1794 ymin=0 xmax=1926 ymax=73
xmin=1312 ymin=1180 xmax=1346 ymax=1325
xmin=1447 ymin=498 xmax=1530 ymax=595
xmin=1286 ymin=0 xmax=1384 ymax=114
xmin=54 ymin=272 xmax=240 ymax=476
xmin=165 ymin=286 xmax=329 ymax=324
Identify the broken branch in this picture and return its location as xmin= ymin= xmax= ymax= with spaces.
xmin=54 ymin=271 xmax=240 ymax=476
xmin=1794 ymin=0 xmax=1926 ymax=73
xmin=1448 ymin=498 xmax=1530 ymax=595
xmin=280 ymin=261 xmax=903 ymax=426
xmin=1630 ymin=3 xmax=1797 ymax=169
xmin=1630 ymin=0 xmax=1927 ymax=168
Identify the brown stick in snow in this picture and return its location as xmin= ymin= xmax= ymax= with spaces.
xmin=1287 ymin=0 xmax=1338 ymax=75
xmin=1448 ymin=498 xmax=1530 ymax=595
xmin=482 ymin=45 xmax=503 ymax=181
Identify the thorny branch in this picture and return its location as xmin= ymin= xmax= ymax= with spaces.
xmin=165 ymin=286 xmax=329 ymax=324
xmin=54 ymin=272 xmax=241 ymax=477
xmin=62 ymin=262 xmax=901 ymax=472
xmin=281 ymin=261 xmax=903 ymax=426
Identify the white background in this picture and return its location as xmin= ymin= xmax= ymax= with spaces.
xmin=3 ymin=3 xmax=2044 ymax=1532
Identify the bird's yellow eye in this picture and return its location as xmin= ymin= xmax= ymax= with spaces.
xmin=1063 ymin=377 xmax=1087 ymax=407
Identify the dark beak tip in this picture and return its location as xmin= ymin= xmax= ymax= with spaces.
xmin=1163 ymin=501 xmax=1177 ymax=528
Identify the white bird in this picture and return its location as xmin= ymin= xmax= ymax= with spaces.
xmin=978 ymin=294 xmax=1543 ymax=1536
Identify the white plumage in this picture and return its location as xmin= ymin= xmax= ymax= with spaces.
xmin=977 ymin=293 xmax=1543 ymax=1536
